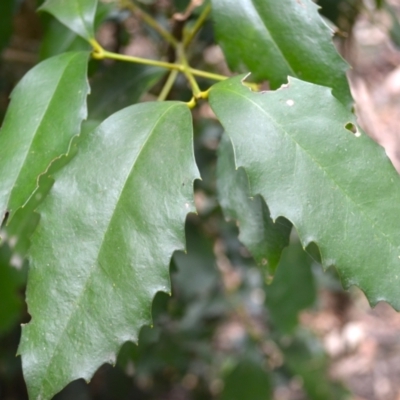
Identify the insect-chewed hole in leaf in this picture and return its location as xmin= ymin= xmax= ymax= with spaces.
xmin=345 ymin=122 xmax=361 ymax=137
xmin=241 ymin=74 xmax=270 ymax=93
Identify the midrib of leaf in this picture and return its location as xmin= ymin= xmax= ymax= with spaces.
xmin=6 ymin=53 xmax=80 ymax=213
xmin=36 ymin=103 xmax=180 ymax=392
xmin=219 ymin=86 xmax=400 ymax=260
xmin=248 ymin=0 xmax=296 ymax=77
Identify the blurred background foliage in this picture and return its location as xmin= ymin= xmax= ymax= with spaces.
xmin=1 ymin=0 xmax=400 ymax=399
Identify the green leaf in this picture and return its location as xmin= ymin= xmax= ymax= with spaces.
xmin=0 ymin=164 xmax=54 ymax=338
xmin=39 ymin=2 xmax=116 ymax=60
xmin=209 ymin=76 xmax=400 ymax=309
xmin=4 ymin=173 xmax=54 ymax=259
xmin=266 ymin=242 xmax=316 ymax=334
xmin=39 ymin=0 xmax=98 ymax=40
xmin=0 ymin=51 xmax=89 ymax=222
xmin=88 ymin=63 xmax=164 ymax=120
xmin=19 ymin=101 xmax=199 ymax=400
xmin=211 ymin=0 xmax=352 ymax=108
xmin=217 ymin=133 xmax=292 ymax=275
xmin=40 ymin=17 xmax=90 ymax=60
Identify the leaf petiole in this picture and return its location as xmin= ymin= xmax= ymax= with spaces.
xmin=185 ymin=89 xmax=210 ymax=109
xmin=186 ymin=96 xmax=197 ymax=109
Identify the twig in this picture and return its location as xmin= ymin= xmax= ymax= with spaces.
xmin=119 ymin=0 xmax=178 ymax=47
xmin=158 ymin=69 xmax=179 ymax=101
xmin=183 ymin=4 xmax=211 ymax=47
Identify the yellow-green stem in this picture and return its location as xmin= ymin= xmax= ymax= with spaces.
xmin=178 ymin=43 xmax=201 ymax=97
xmin=119 ymin=0 xmax=178 ymax=47
xmin=90 ymin=40 xmax=182 ymax=70
xmin=184 ymin=88 xmax=210 ymax=109
xmin=90 ymin=40 xmax=230 ymax=98
xmin=186 ymin=96 xmax=197 ymax=109
xmin=183 ymin=4 xmax=212 ymax=48
xmin=158 ymin=69 xmax=179 ymax=101
xmin=189 ymin=68 xmax=227 ymax=81
xmin=198 ymin=88 xmax=210 ymax=99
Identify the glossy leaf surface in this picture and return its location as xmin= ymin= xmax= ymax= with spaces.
xmin=210 ymin=76 xmax=400 ymax=309
xmin=39 ymin=0 xmax=97 ymax=40
xmin=0 ymin=51 xmax=89 ymax=222
xmin=211 ymin=0 xmax=352 ymax=108
xmin=217 ymin=133 xmax=292 ymax=275
xmin=40 ymin=18 xmax=90 ymax=60
xmin=40 ymin=2 xmax=115 ymax=60
xmin=4 ymin=172 xmax=54 ymax=261
xmin=19 ymin=101 xmax=199 ymax=400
